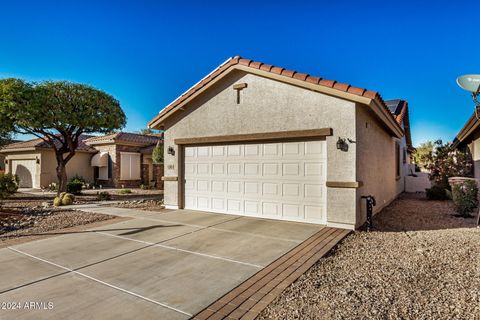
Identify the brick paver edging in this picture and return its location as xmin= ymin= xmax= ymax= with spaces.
xmin=193 ymin=227 xmax=350 ymax=320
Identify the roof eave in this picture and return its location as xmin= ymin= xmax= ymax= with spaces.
xmin=148 ymin=64 xmax=404 ymax=137
xmin=455 ymin=113 xmax=478 ymax=147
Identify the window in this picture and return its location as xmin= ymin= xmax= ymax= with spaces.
xmin=120 ymin=152 xmax=141 ymax=180
xmin=395 ymin=142 xmax=401 ymax=178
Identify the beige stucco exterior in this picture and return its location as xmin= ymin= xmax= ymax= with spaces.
xmin=159 ymin=70 xmax=409 ymax=229
xmin=4 ymin=150 xmax=94 ymax=188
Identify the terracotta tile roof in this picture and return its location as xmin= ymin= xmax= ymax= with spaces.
xmin=149 ymin=56 xmax=399 ymax=129
xmin=1 ymin=134 xmax=96 ymax=152
xmin=84 ymin=132 xmax=162 ymax=146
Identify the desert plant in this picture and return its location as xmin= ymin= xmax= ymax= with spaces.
xmin=119 ymin=189 xmax=132 ymax=194
xmin=96 ymin=191 xmax=111 ymax=201
xmin=426 ymin=185 xmax=449 ymax=200
xmin=0 ymin=173 xmax=18 ymax=199
xmin=67 ymin=176 xmax=84 ymax=195
xmin=452 ymin=180 xmax=478 ymax=217
xmin=53 ymin=192 xmax=75 ymax=206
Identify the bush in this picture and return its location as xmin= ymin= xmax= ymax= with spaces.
xmin=426 ymin=185 xmax=449 ymax=200
xmin=452 ymin=180 xmax=478 ymax=217
xmin=119 ymin=189 xmax=132 ymax=194
xmin=97 ymin=191 xmax=111 ymax=201
xmin=66 ymin=175 xmax=85 ymax=194
xmin=53 ymin=192 xmax=75 ymax=207
xmin=0 ymin=173 xmax=18 ymax=198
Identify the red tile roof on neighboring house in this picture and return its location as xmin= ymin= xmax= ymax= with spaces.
xmin=0 ymin=135 xmax=97 ymax=152
xmin=84 ymin=132 xmax=162 ymax=146
xmin=148 ymin=56 xmax=402 ymax=130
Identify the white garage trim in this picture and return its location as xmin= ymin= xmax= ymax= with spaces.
xmin=182 ymin=140 xmax=327 ymax=224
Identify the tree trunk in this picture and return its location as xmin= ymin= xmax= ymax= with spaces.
xmin=56 ymin=160 xmax=68 ymax=195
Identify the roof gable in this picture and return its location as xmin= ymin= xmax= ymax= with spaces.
xmin=148 ymin=56 xmax=405 ymax=138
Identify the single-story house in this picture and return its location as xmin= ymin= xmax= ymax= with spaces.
xmin=453 ymin=113 xmax=480 ymax=178
xmin=148 ymin=56 xmax=413 ymax=230
xmin=0 ymin=132 xmax=163 ymax=189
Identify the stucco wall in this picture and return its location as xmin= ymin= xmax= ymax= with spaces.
xmin=468 ymin=138 xmax=480 ymax=179
xmin=163 ymin=70 xmax=358 ymax=227
xmin=40 ymin=150 xmax=94 ymax=187
xmin=355 ymin=104 xmax=406 ymax=227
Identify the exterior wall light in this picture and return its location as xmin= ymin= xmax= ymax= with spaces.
xmin=167 ymin=146 xmax=175 ymax=156
xmin=336 ymin=137 xmax=349 ymax=152
xmin=36 ymin=157 xmax=40 ymax=164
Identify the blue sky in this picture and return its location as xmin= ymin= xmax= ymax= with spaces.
xmin=1 ymin=0 xmax=479 ymax=146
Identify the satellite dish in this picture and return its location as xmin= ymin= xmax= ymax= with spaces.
xmin=457 ymin=74 xmax=480 ymax=93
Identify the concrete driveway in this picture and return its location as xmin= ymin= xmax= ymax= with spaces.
xmin=0 ymin=207 xmax=323 ymax=319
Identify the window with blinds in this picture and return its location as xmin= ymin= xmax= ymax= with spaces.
xmin=120 ymin=152 xmax=141 ymax=180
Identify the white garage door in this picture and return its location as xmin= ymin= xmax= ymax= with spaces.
xmin=184 ymin=140 xmax=327 ymax=224
xmin=11 ymin=159 xmax=37 ymax=188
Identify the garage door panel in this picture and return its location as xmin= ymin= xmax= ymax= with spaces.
xmin=263 ymin=163 xmax=279 ymax=176
xmin=244 ymin=144 xmax=260 ymax=156
xmin=212 ymin=163 xmax=225 ymax=175
xmin=184 ymin=141 xmax=326 ymax=224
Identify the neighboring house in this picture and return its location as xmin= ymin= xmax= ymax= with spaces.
xmin=0 ymin=133 xmax=163 ymax=189
xmin=453 ymin=114 xmax=480 ymax=178
xmin=0 ymin=140 xmax=20 ymax=172
xmin=84 ymin=132 xmax=163 ymax=188
xmin=147 ymin=56 xmax=413 ymax=230
xmin=0 ymin=135 xmax=97 ymax=188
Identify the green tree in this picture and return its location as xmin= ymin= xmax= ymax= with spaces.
xmin=425 ymin=140 xmax=473 ymax=188
xmin=0 ymin=79 xmax=126 ymax=193
xmin=152 ymin=141 xmax=164 ymax=164
xmin=137 ymin=128 xmax=156 ymax=135
xmin=412 ymin=141 xmax=434 ymax=169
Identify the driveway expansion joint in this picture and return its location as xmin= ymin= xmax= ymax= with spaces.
xmin=6 ymin=246 xmax=192 ymax=317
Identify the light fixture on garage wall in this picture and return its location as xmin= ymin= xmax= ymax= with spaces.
xmin=336 ymin=137 xmax=349 ymax=152
xmin=167 ymin=146 xmax=175 ymax=156
xmin=4 ymin=159 xmax=8 ymax=164
xmin=36 ymin=157 xmax=40 ymax=164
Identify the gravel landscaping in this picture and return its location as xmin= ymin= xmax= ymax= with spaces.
xmin=113 ymin=199 xmax=165 ymax=211
xmin=0 ymin=192 xmax=121 ymax=248
xmin=259 ymin=193 xmax=480 ymax=320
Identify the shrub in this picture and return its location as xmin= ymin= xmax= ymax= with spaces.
xmin=425 ymin=140 xmax=473 ymax=187
xmin=452 ymin=180 xmax=478 ymax=217
xmin=97 ymin=191 xmax=111 ymax=201
xmin=119 ymin=189 xmax=132 ymax=194
xmin=53 ymin=192 xmax=75 ymax=206
xmin=426 ymin=185 xmax=449 ymax=200
xmin=0 ymin=173 xmax=18 ymax=199
xmin=61 ymin=193 xmax=75 ymax=205
xmin=66 ymin=175 xmax=85 ymax=194
xmin=53 ymin=197 xmax=62 ymax=207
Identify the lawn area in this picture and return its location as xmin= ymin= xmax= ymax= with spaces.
xmin=259 ymin=193 xmax=480 ymax=320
